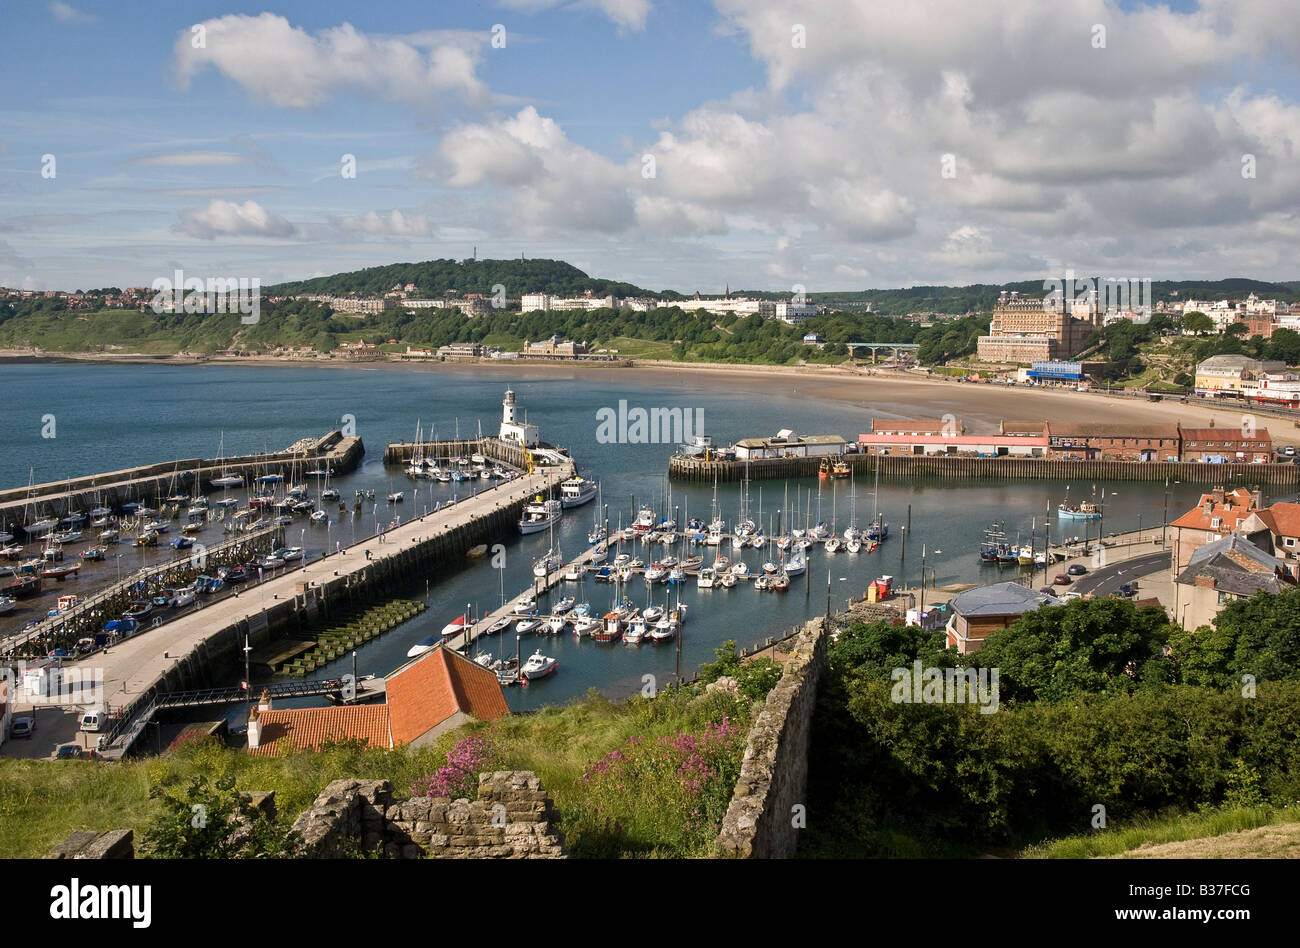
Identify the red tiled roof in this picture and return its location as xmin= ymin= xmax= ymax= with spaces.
xmin=386 ymin=647 xmax=510 ymax=746
xmin=1260 ymin=501 xmax=1300 ymax=538
xmin=249 ymin=705 xmax=391 ymax=756
xmin=1170 ymin=488 xmax=1257 ymax=531
xmin=1180 ymin=428 xmax=1271 ymax=442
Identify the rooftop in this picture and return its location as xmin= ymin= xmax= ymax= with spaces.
xmin=950 ymin=581 xmax=1061 ymax=617
xmin=385 ymin=646 xmax=510 ymax=746
xmin=249 ymin=705 xmax=392 ymax=757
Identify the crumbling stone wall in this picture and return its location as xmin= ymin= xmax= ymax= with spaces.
xmin=291 ymin=771 xmax=565 ymax=858
xmin=714 ymin=616 xmax=829 ymax=858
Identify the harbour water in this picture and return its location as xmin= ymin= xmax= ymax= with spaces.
xmin=0 ymin=363 xmax=1274 ymax=719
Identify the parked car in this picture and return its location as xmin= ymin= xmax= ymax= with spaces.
xmin=1067 ymin=563 xmax=1088 ymax=576
xmin=1053 ymin=574 xmax=1072 ymax=585
xmin=9 ymin=716 xmax=33 ymax=739
xmin=54 ymin=744 xmax=82 ymax=760
xmin=1118 ymin=582 xmax=1135 ymax=598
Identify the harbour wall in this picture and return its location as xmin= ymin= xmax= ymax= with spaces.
xmin=714 ymin=615 xmax=829 ymax=859
xmin=107 ymin=491 xmax=535 ymax=750
xmin=0 ymin=430 xmax=365 ymax=524
xmin=670 ymin=454 xmax=1300 ymax=485
xmin=382 ymin=436 xmax=533 ymax=471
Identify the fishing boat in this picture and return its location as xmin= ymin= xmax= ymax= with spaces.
xmin=818 ymin=457 xmax=833 ymax=479
xmin=618 ymin=614 xmax=643 ymax=644
xmin=832 ymin=460 xmax=850 ymax=479
xmin=5 ymin=573 xmax=40 ymax=597
xmin=1058 ymin=500 xmax=1102 ymax=520
xmin=559 ymin=476 xmax=598 ymax=508
xmin=520 ymin=650 xmax=558 ymax=680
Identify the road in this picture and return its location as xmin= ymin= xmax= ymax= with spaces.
xmin=1067 ymin=551 xmax=1169 ymax=598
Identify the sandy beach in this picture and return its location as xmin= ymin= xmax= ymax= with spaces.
xmin=5 ymin=349 xmax=1297 ymax=447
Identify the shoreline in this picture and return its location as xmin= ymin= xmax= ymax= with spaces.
xmin=4 ymin=349 xmax=1298 ymax=446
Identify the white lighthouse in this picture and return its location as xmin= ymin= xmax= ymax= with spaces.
xmin=499 ymin=388 xmax=539 ymax=447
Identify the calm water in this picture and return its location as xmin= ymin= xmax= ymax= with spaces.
xmin=0 ymin=363 xmax=1261 ymax=718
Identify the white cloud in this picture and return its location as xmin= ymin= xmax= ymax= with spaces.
xmin=129 ymin=151 xmax=247 ymax=167
xmin=49 ymin=2 xmax=94 ymax=23
xmin=171 ymin=14 xmax=489 ymax=110
xmin=177 ymin=200 xmax=297 ymax=240
xmin=498 ymin=0 xmax=652 ymax=32
xmin=333 ymin=209 xmax=434 ymax=238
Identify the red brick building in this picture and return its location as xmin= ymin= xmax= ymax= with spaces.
xmin=1045 ymin=423 xmax=1181 ymax=461
xmin=1179 ymin=427 xmax=1273 ymax=463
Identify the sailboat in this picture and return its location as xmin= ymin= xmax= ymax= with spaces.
xmin=843 ymin=468 xmax=861 ymax=543
xmin=865 ymin=459 xmax=889 ymax=542
xmin=210 ymin=433 xmax=243 ymax=489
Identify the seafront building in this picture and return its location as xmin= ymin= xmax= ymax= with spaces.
xmin=976 ymin=290 xmax=1101 ymax=363
xmin=1173 ymin=535 xmax=1295 ymax=631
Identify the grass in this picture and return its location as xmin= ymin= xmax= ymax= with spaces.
xmin=1022 ymin=806 xmax=1295 ymax=859
xmin=0 ymin=687 xmax=752 ymax=859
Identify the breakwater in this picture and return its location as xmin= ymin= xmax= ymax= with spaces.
xmin=669 ymin=453 xmax=1300 ymax=485
xmin=0 ymin=430 xmax=365 ymax=527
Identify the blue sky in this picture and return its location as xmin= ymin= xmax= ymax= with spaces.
xmin=2 ymin=0 xmax=1299 ymax=293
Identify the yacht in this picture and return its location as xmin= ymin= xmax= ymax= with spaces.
xmin=520 ymin=650 xmax=558 ymax=680
xmin=697 ymin=565 xmax=715 ymax=589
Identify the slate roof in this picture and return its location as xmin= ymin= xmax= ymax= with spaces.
xmin=1176 ymin=534 xmax=1293 ymax=597
xmin=950 ymin=582 xmax=1061 ymax=617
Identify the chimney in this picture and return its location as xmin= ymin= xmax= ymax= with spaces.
xmin=258 ymin=688 xmax=272 ymax=711
xmin=247 ymin=707 xmax=262 ymax=750
xmin=1252 ymin=487 xmax=1263 ymax=510
xmin=1212 ymin=485 xmax=1225 ymax=505
xmin=1202 ymin=498 xmax=1214 ymax=516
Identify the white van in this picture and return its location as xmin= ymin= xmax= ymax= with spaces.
xmin=79 ymin=708 xmax=106 ymax=733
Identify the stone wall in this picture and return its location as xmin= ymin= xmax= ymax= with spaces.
xmin=291 ymin=771 xmax=566 ymax=859
xmin=714 ymin=617 xmax=829 ymax=858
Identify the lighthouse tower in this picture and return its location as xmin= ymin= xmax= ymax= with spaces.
xmin=499 ymin=388 xmax=540 ymax=447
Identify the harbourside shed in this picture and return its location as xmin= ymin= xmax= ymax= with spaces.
xmin=944 ymin=582 xmax=1061 ymax=654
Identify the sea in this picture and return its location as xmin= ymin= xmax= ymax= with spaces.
xmin=0 ymin=362 xmax=1250 ymax=720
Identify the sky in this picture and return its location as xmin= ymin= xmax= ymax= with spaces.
xmin=1 ymin=0 xmax=1299 ymax=294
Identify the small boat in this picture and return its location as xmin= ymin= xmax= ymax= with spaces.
xmin=81 ymin=546 xmax=108 ymax=561
xmin=592 ymin=565 xmax=614 ymax=583
xmin=41 ymin=562 xmax=81 ymax=580
xmin=825 ymin=537 xmax=843 ymax=553
xmin=771 ymin=572 xmax=790 ymax=591
xmin=513 ymin=595 xmax=536 ymax=615
xmin=846 ymin=537 xmax=862 ymax=553
xmin=542 ymin=616 xmax=567 ymax=635
xmin=594 ymin=611 xmax=623 ymax=642
xmin=171 ymin=536 xmax=193 ymax=550
xmin=440 ymin=615 xmax=469 ymax=638
xmin=697 ymin=565 xmax=715 ymax=588
xmin=554 ymin=597 xmax=576 ymax=614
xmin=573 ymin=615 xmax=600 ymax=636
xmin=720 ymin=571 xmax=737 ymax=588
xmin=310 ymin=510 xmax=328 ymax=524
xmin=406 ymin=635 xmax=437 ymax=658
xmin=210 ymin=474 xmax=244 ymax=489
xmin=388 ymin=491 xmax=404 ymax=503
xmin=276 ymin=547 xmax=304 ymax=561
xmin=0 ymin=595 xmax=15 ymax=614
xmin=123 ymin=600 xmax=153 ymax=620
xmin=832 ymin=460 xmax=850 ymax=479
xmin=520 ymin=650 xmax=558 ymax=680
xmin=624 ymin=616 xmax=647 ymax=645
xmin=754 ymin=573 xmax=770 ymax=591
xmin=643 ymin=604 xmax=664 ymax=623
xmin=466 ymin=544 xmax=488 ymax=559
xmin=515 ymin=615 xmax=541 ymax=635
xmin=563 ymin=562 xmax=587 ymax=582
xmin=731 ymin=561 xmax=750 ymax=580
xmin=169 ymin=588 xmax=196 ymax=608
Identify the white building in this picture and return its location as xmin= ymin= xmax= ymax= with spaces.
xmin=775 ymin=301 xmax=818 ymax=324
xmin=499 ymin=389 xmax=540 ymax=448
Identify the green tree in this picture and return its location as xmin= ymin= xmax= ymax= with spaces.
xmin=1182 ymin=311 xmax=1213 ymax=335
xmin=142 ymin=774 xmax=296 ymax=858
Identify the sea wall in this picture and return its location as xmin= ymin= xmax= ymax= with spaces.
xmin=291 ymin=772 xmax=566 ymax=858
xmin=670 ymin=453 xmax=1300 ymax=485
xmin=714 ymin=616 xmax=829 ymax=859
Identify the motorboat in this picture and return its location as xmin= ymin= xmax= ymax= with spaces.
xmin=520 ymin=650 xmax=558 ymax=680
xmin=731 ymin=561 xmax=750 ymax=580
xmin=440 ymin=615 xmax=469 ymax=638
xmin=81 ymin=546 xmax=108 ymax=561
xmin=169 ymin=587 xmax=196 ymax=608
xmin=518 ymin=497 xmax=562 ymax=535
xmin=697 ymin=566 xmax=715 ymax=589
xmin=642 ymin=604 xmax=664 ymax=623
xmin=542 ymin=616 xmax=567 ymax=635
xmin=624 ymin=616 xmax=647 ymax=645
xmin=786 ymin=555 xmax=806 ymax=576
xmin=563 ymin=562 xmax=587 ymax=582
xmin=553 ymin=596 xmax=576 ymax=614
xmin=171 ymin=536 xmax=193 ymax=550
xmin=559 ymin=476 xmax=598 ymax=508
xmin=513 ymin=595 xmax=536 ymax=615
xmin=40 ymin=562 xmax=80 ymax=580
xmin=573 ymin=615 xmax=600 ymax=636
xmin=515 ymin=615 xmax=541 ymax=635
xmin=406 ymin=635 xmax=437 ymax=658
xmin=388 ymin=491 xmax=404 ymax=503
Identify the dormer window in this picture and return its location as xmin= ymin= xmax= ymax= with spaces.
xmin=1211 ymin=517 xmax=1222 ymax=528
